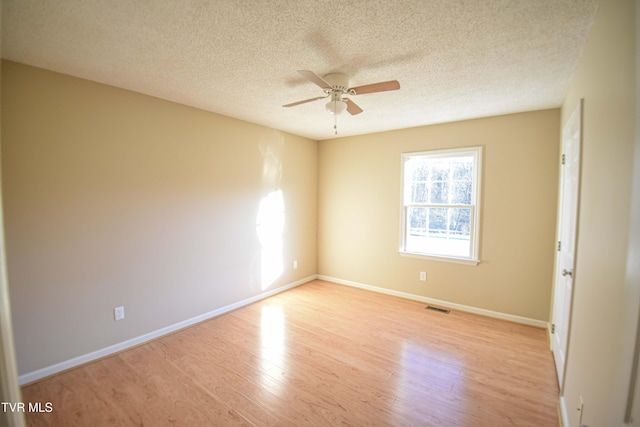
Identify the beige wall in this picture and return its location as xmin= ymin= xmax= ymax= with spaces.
xmin=0 ymin=13 xmax=27 ymax=426
xmin=1 ymin=61 xmax=318 ymax=375
xmin=318 ymin=109 xmax=560 ymax=321
xmin=559 ymin=0 xmax=638 ymax=425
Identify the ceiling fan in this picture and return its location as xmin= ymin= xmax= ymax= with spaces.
xmin=283 ymin=70 xmax=400 ymax=118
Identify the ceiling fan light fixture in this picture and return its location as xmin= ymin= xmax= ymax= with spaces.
xmin=284 ymin=70 xmax=400 ymax=132
xmin=326 ymin=99 xmax=347 ymax=115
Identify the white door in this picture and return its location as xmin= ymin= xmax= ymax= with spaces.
xmin=552 ymin=100 xmax=582 ymax=389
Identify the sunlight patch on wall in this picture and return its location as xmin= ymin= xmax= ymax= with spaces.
xmin=257 ymin=190 xmax=284 ymax=290
xmin=256 ymin=130 xmax=286 ymax=291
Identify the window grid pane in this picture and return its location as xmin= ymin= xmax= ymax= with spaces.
xmin=402 ymin=148 xmax=480 ymax=261
xmin=406 ymin=207 xmax=473 ymax=258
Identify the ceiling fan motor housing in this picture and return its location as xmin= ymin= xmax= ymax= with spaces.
xmin=323 ymin=72 xmax=349 ymax=93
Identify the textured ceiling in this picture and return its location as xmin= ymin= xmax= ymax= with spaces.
xmin=2 ymin=0 xmax=599 ymax=141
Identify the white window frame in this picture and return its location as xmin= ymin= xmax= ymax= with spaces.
xmin=399 ymin=146 xmax=482 ymax=265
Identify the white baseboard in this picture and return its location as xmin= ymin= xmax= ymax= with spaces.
xmin=317 ymin=275 xmax=549 ymax=329
xmin=21 ymin=274 xmax=548 ymax=385
xmin=19 ymin=275 xmax=317 ymax=385
xmin=559 ymin=395 xmax=569 ymax=426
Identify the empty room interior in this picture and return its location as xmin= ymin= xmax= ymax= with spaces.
xmin=0 ymin=0 xmax=639 ymax=426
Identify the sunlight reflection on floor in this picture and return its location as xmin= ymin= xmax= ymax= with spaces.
xmin=259 ymin=305 xmax=286 ymax=396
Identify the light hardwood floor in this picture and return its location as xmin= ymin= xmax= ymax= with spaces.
xmin=21 ymin=280 xmax=559 ymax=426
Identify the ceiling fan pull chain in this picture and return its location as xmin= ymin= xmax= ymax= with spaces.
xmin=334 ymin=108 xmax=338 ymax=135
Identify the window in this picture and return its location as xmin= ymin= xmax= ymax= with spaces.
xmin=400 ymin=146 xmax=482 ymax=264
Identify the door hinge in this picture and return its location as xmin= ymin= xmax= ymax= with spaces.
xmin=557 ymin=241 xmax=562 ymax=251
xmin=562 ymin=154 xmax=566 ymax=165
xmin=551 ymin=324 xmax=555 ymax=334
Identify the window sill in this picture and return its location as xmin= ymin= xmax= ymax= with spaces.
xmin=399 ymin=250 xmax=480 ymax=266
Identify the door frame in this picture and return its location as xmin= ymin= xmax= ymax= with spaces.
xmin=623 ymin=2 xmax=640 ymax=422
xmin=551 ymin=98 xmax=583 ymax=392
xmin=0 ymin=38 xmax=26 ymax=425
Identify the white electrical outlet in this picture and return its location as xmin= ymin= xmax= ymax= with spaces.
xmin=578 ymin=396 xmax=584 ymax=425
xmin=420 ymin=272 xmax=427 ymax=281
xmin=293 ymin=259 xmax=298 ymax=269
xmin=114 ymin=306 xmax=125 ymax=321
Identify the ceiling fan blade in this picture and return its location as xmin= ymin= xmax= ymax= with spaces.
xmin=349 ymin=80 xmax=400 ymax=95
xmin=282 ymin=96 xmax=326 ymax=107
xmin=298 ymin=70 xmax=333 ymax=90
xmin=345 ymin=99 xmax=363 ymax=115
